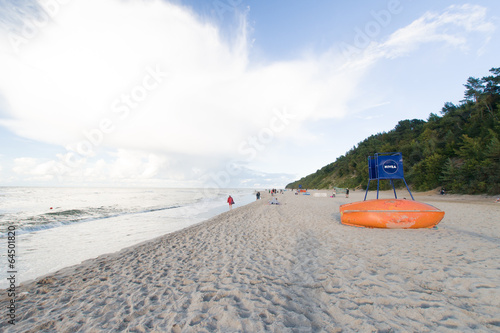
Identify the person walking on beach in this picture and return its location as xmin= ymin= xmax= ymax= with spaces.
xmin=256 ymin=192 xmax=261 ymax=200
xmin=346 ymin=188 xmax=349 ymax=198
xmin=227 ymin=195 xmax=235 ymax=210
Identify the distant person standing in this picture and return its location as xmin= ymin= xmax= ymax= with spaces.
xmin=346 ymin=188 xmax=349 ymax=198
xmin=256 ymin=192 xmax=261 ymax=200
xmin=227 ymin=195 xmax=235 ymax=210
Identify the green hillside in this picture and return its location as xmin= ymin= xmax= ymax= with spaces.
xmin=286 ymin=68 xmax=500 ymax=195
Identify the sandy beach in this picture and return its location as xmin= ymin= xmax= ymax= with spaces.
xmin=2 ymin=190 xmax=499 ymax=332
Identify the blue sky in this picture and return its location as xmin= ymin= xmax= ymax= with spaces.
xmin=0 ymin=0 xmax=498 ymax=188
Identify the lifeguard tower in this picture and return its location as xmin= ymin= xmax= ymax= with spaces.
xmin=364 ymin=152 xmax=414 ymax=201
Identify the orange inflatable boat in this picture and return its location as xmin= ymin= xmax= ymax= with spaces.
xmin=340 ymin=199 xmax=445 ymax=229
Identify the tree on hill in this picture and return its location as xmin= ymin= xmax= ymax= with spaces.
xmin=286 ymin=67 xmax=500 ymax=195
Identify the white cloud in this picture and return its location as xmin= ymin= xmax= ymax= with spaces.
xmin=13 ymin=157 xmax=58 ymax=181
xmin=387 ymin=4 xmax=493 ymax=54
xmin=8 ymin=151 xmax=293 ymax=188
xmin=0 ymin=1 xmax=495 ymax=186
xmin=0 ymin=1 xmax=362 ymax=155
xmin=343 ymin=4 xmax=495 ymax=69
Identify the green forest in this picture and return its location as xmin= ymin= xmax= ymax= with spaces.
xmin=286 ymin=67 xmax=500 ymax=195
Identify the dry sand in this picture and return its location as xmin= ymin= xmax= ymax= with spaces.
xmin=1 ymin=190 xmax=499 ymax=332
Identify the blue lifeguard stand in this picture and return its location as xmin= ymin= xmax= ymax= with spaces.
xmin=364 ymin=152 xmax=414 ymax=201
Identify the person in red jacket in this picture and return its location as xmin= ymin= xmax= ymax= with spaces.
xmin=227 ymin=195 xmax=235 ymax=210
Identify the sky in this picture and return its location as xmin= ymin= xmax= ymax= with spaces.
xmin=0 ymin=0 xmax=498 ymax=189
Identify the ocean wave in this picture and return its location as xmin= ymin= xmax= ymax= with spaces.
xmin=45 ymin=209 xmax=86 ymax=216
xmin=0 ymin=204 xmax=183 ymax=236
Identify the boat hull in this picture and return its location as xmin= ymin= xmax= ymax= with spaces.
xmin=340 ymin=199 xmax=444 ymax=229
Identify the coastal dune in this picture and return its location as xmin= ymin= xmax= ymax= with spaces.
xmin=2 ymin=190 xmax=499 ymax=332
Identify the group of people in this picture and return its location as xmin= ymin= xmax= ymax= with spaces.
xmin=229 ymin=187 xmax=357 ymax=210
xmin=269 ymin=189 xmax=282 ymax=196
xmin=331 ymin=188 xmax=349 ymax=198
xmin=227 ymin=190 xmax=282 ymax=210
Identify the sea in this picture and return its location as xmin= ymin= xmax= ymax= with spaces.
xmin=0 ymin=187 xmax=257 ymax=289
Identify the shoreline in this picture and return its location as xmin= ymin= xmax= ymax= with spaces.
xmin=17 ymin=198 xmax=260 ymax=289
xmin=2 ymin=190 xmax=499 ymax=331
xmin=0 ymin=189 xmax=257 ymax=289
